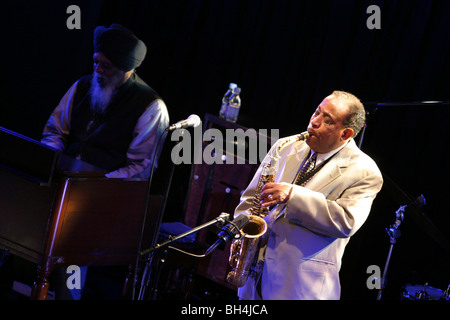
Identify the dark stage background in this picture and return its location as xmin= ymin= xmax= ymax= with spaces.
xmin=1 ymin=0 xmax=449 ymax=300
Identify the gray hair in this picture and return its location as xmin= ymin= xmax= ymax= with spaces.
xmin=331 ymin=90 xmax=366 ymax=137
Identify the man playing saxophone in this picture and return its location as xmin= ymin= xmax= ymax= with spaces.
xmin=234 ymin=91 xmax=383 ymax=300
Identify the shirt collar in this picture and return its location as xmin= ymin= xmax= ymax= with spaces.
xmin=312 ymin=139 xmax=351 ymax=165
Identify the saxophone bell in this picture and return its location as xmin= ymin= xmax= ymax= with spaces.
xmin=227 ymin=215 xmax=267 ymax=288
xmin=240 ymin=215 xmax=267 ymax=239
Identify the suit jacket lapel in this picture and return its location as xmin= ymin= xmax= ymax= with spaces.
xmin=306 ymin=139 xmax=355 ymax=191
xmin=275 ymin=138 xmax=356 ymax=191
xmin=279 ymin=143 xmax=310 ymax=184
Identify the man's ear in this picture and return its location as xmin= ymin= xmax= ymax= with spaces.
xmin=342 ymin=128 xmax=354 ymax=141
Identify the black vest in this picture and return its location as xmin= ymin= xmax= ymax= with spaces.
xmin=65 ymin=73 xmax=160 ymax=171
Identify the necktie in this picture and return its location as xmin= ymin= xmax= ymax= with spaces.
xmin=293 ymin=152 xmax=317 ymax=186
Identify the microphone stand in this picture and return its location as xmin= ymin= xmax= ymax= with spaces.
xmin=376 ymin=194 xmax=426 ymax=300
xmin=131 ymin=126 xmax=169 ymax=300
xmin=137 ymin=213 xmax=230 ymax=300
xmin=132 ymin=118 xmax=203 ymax=300
xmin=376 ymin=205 xmax=405 ymax=300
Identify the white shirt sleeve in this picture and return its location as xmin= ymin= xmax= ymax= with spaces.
xmin=105 ymin=98 xmax=169 ymax=179
xmin=41 ymin=81 xmax=79 ymax=150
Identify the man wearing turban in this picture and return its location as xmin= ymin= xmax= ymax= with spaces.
xmin=40 ymin=24 xmax=169 ymax=299
xmin=42 ymin=24 xmax=169 ymax=179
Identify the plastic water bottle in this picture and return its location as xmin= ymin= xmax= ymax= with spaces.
xmin=219 ymin=83 xmax=237 ymax=118
xmin=226 ymin=87 xmax=241 ymax=123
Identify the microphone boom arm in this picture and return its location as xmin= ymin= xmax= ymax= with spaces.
xmin=139 ymin=212 xmax=230 ymax=256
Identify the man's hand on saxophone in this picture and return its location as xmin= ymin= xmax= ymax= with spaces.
xmin=260 ymin=182 xmax=293 ymax=207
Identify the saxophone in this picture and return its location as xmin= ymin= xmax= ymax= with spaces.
xmin=226 ymin=131 xmax=310 ymax=287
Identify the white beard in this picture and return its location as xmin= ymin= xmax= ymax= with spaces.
xmin=89 ymin=72 xmax=124 ymax=114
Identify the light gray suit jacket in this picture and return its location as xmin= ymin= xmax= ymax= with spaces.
xmin=236 ymin=136 xmax=383 ymax=300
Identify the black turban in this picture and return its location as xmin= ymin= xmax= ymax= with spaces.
xmin=93 ymin=24 xmax=147 ymax=72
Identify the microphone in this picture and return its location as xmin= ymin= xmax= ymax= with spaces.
xmin=167 ymin=114 xmax=201 ymax=131
xmin=396 ymin=194 xmax=426 ymax=220
xmin=205 ymin=214 xmax=250 ymax=256
xmin=388 ymin=194 xmax=426 ymax=240
xmin=217 ymin=214 xmax=250 ymax=243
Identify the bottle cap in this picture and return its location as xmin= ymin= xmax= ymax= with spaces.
xmin=229 ymin=83 xmax=237 ymax=89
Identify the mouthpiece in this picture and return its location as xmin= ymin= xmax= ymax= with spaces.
xmin=274 ymin=131 xmax=310 ymax=158
xmin=298 ymin=131 xmax=310 ymax=141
